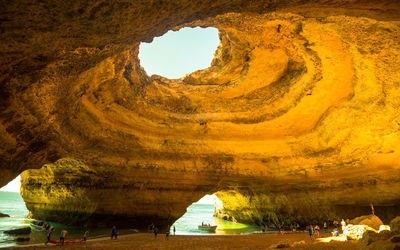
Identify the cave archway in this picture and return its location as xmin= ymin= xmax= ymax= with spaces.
xmin=171 ymin=194 xmax=259 ymax=235
xmin=1 ymin=0 xmax=400 ymax=234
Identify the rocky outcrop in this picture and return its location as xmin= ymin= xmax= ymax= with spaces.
xmin=21 ymin=158 xmax=220 ymax=228
xmin=351 ymin=215 xmax=384 ymax=231
xmin=4 ymin=227 xmax=31 ymax=235
xmin=0 ymin=212 xmax=10 ymax=218
xmin=362 ymin=233 xmax=400 ymax=250
xmin=15 ymin=237 xmax=30 ymax=242
xmin=1 ymin=0 xmax=400 ymax=230
xmin=390 ymin=217 xmax=400 ymax=234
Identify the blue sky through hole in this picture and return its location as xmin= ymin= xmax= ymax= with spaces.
xmin=139 ymin=27 xmax=219 ymax=79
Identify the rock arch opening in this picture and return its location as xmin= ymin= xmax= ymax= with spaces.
xmin=138 ymin=27 xmax=220 ymax=79
xmin=172 ymin=193 xmax=259 ymax=235
xmin=1 ymin=1 xmax=400 ymax=247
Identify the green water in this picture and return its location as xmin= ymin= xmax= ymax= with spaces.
xmin=0 ymin=191 xmax=30 ymax=247
xmin=0 ymin=192 xmax=260 ymax=248
xmin=0 ymin=191 xmax=112 ymax=248
xmin=172 ymin=203 xmax=260 ymax=235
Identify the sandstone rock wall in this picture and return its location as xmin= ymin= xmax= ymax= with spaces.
xmin=1 ymin=0 xmax=400 ymax=229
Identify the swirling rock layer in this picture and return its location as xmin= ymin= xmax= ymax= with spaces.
xmin=1 ymin=0 xmax=400 ymax=229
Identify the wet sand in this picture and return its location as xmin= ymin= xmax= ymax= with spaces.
xmin=6 ymin=232 xmax=360 ymax=250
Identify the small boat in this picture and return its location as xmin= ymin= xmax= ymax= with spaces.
xmin=30 ymin=222 xmax=46 ymax=232
xmin=30 ymin=221 xmax=51 ymax=232
xmin=48 ymin=239 xmax=83 ymax=244
xmin=198 ymin=225 xmax=217 ymax=231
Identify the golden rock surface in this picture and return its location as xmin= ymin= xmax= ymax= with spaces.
xmin=1 ymin=1 xmax=400 ymax=228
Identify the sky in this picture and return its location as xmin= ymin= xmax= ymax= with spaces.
xmin=0 ymin=175 xmax=20 ymax=193
xmin=196 ymin=194 xmax=217 ymax=204
xmin=138 ymin=27 xmax=219 ymax=79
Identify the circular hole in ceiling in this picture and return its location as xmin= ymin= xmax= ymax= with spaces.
xmin=139 ymin=27 xmax=219 ymax=79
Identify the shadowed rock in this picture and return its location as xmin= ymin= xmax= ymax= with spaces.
xmin=4 ymin=227 xmax=31 ymax=235
xmin=391 ymin=217 xmax=400 ymax=234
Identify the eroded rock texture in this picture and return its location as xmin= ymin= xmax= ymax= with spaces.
xmin=1 ymin=1 xmax=400 ymax=229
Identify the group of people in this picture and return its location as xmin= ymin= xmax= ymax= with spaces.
xmin=307 ymin=224 xmax=320 ymax=240
xmin=44 ymin=223 xmax=178 ymax=245
xmin=45 ymin=227 xmax=65 ymax=245
xmin=259 ymin=219 xmax=349 ymax=240
xmin=260 ymin=223 xmax=268 ymax=232
xmin=262 ymin=222 xmax=303 ymax=233
xmin=149 ymin=223 xmax=176 ymax=240
xmin=309 ymin=219 xmax=356 ymax=239
xmin=45 ymin=227 xmax=89 ymax=245
xmin=289 ymin=223 xmax=301 ymax=232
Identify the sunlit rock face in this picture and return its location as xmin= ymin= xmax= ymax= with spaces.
xmin=1 ymin=1 xmax=400 ymax=229
xmin=21 ymin=158 xmax=218 ymax=228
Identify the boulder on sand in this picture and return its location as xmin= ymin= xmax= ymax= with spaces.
xmin=350 ymin=214 xmax=383 ymax=230
xmin=359 ymin=230 xmax=379 ymax=247
xmin=390 ymin=217 xmax=400 ymax=234
xmin=4 ymin=227 xmax=31 ymax=235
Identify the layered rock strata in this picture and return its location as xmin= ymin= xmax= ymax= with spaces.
xmin=21 ymin=158 xmax=220 ymax=228
xmin=1 ymin=0 xmax=400 ymax=229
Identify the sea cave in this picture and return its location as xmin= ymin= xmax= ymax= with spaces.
xmin=1 ymin=0 xmax=400 ymax=248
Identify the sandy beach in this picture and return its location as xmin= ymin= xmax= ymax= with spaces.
xmin=5 ymin=232 xmax=360 ymax=250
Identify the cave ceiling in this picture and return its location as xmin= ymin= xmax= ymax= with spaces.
xmin=1 ymin=0 xmax=400 ymax=227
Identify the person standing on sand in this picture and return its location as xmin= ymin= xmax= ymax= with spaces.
xmin=275 ymin=221 xmax=283 ymax=234
xmin=60 ymin=229 xmax=68 ymax=245
xmin=45 ymin=227 xmax=54 ymax=245
xmin=111 ymin=225 xmax=118 ymax=240
xmin=166 ymin=225 xmax=170 ymax=240
xmin=314 ymin=225 xmax=320 ymax=238
xmin=341 ymin=219 xmax=346 ymax=232
xmin=275 ymin=223 xmax=281 ymax=233
xmin=308 ymin=225 xmax=314 ymax=240
xmin=83 ymin=230 xmax=89 ymax=241
xmin=149 ymin=223 xmax=154 ymax=232
xmin=370 ymin=203 xmax=375 ymax=215
xmin=173 ymin=226 xmax=176 ymax=235
xmin=154 ymin=227 xmax=158 ymax=239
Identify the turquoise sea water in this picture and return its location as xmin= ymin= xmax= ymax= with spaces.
xmin=173 ymin=203 xmax=259 ymax=235
xmin=0 ymin=192 xmax=259 ymax=248
xmin=0 ymin=191 xmax=30 ymax=247
xmin=0 ymin=191 xmax=111 ymax=248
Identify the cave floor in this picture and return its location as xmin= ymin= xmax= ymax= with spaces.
xmin=9 ymin=232 xmax=360 ymax=250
